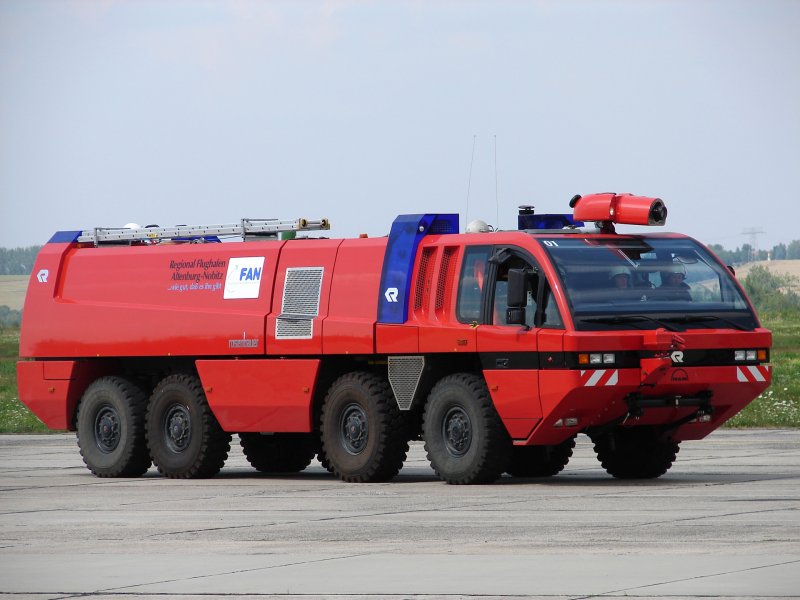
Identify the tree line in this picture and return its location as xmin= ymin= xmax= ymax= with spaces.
xmin=0 ymin=246 xmax=41 ymax=275
xmin=709 ymin=240 xmax=800 ymax=265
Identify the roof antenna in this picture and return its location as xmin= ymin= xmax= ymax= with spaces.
xmin=494 ymin=134 xmax=499 ymax=230
xmin=465 ymin=134 xmax=476 ymax=230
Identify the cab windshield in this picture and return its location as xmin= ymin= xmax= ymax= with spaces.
xmin=539 ymin=236 xmax=759 ymax=331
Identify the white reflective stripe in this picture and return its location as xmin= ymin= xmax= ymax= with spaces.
xmin=585 ymin=370 xmax=606 ymax=387
xmin=736 ymin=367 xmax=749 ymax=382
xmin=606 ymin=370 xmax=619 ymax=386
xmin=747 ymin=365 xmax=766 ymax=382
xmin=580 ymin=370 xmax=586 ymax=376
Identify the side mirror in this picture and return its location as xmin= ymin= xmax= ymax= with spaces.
xmin=506 ymin=267 xmax=538 ymax=327
xmin=727 ymin=265 xmax=736 ymax=277
xmin=507 ymin=268 xmax=529 ymax=308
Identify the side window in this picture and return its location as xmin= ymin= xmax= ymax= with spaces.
xmin=457 ymin=246 xmax=491 ymax=323
xmin=541 ymin=286 xmax=564 ymax=329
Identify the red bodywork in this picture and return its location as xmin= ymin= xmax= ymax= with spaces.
xmin=18 ymin=218 xmax=771 ymax=447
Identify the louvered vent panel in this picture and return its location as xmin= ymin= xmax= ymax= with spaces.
xmin=436 ymin=247 xmax=457 ymax=310
xmin=414 ymin=248 xmax=435 ymax=311
xmin=276 ymin=267 xmax=323 ymax=340
xmin=388 ymin=356 xmax=425 ymax=411
xmin=282 ymin=267 xmax=324 ymax=316
xmin=276 ymin=318 xmax=313 ymax=339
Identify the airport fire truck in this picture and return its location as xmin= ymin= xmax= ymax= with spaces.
xmin=17 ymin=193 xmax=771 ymax=484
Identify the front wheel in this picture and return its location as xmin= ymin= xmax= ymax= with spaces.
xmin=591 ymin=426 xmax=680 ymax=479
xmin=506 ymin=437 xmax=576 ymax=478
xmin=146 ymin=374 xmax=231 ymax=478
xmin=422 ymin=373 xmax=511 ymax=484
xmin=76 ymin=376 xmax=151 ymax=477
xmin=320 ymin=372 xmax=409 ymax=482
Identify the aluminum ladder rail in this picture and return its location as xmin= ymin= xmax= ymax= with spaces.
xmin=77 ymin=218 xmax=330 ymax=246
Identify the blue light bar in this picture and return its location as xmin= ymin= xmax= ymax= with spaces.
xmin=377 ymin=214 xmax=459 ymax=324
xmin=48 ymin=231 xmax=82 ymax=243
xmin=518 ymin=214 xmax=583 ymax=230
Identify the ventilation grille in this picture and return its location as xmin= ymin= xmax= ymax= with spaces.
xmin=276 ymin=267 xmax=323 ymax=340
xmin=276 ymin=318 xmax=314 ymax=339
xmin=414 ymin=248 xmax=436 ymax=311
xmin=436 ymin=247 xmax=457 ymax=310
xmin=388 ymin=356 xmax=425 ymax=411
xmin=282 ymin=267 xmax=323 ymax=316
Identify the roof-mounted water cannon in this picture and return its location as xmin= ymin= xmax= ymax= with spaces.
xmin=570 ymin=193 xmax=667 ymax=233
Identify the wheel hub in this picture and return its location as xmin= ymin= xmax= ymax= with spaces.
xmin=94 ymin=406 xmax=121 ymax=453
xmin=443 ymin=406 xmax=471 ymax=457
xmin=164 ymin=404 xmax=191 ymax=453
xmin=339 ymin=404 xmax=368 ymax=455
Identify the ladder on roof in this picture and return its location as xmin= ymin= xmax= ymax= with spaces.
xmin=77 ymin=218 xmax=330 ymax=246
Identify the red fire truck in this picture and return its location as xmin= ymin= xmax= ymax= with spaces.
xmin=17 ymin=193 xmax=771 ymax=484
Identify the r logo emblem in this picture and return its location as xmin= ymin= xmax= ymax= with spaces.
xmin=384 ymin=287 xmax=399 ymax=303
xmin=671 ymin=351 xmax=684 ymax=363
xmin=36 ymin=269 xmax=49 ymax=283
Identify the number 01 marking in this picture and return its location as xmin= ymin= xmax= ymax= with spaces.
xmin=543 ymin=240 xmax=559 ymax=248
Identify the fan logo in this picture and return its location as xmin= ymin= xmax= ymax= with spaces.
xmin=224 ymin=257 xmax=265 ymax=299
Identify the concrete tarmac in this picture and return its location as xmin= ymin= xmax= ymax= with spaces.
xmin=0 ymin=430 xmax=798 ymax=599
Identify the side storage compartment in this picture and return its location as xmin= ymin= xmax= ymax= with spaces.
xmin=196 ymin=358 xmax=321 ymax=432
xmin=17 ymin=360 xmax=107 ymax=430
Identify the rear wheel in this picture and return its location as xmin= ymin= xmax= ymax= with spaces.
xmin=76 ymin=376 xmax=151 ymax=477
xmin=239 ymin=433 xmax=316 ymax=473
xmin=422 ymin=373 xmax=511 ymax=484
xmin=146 ymin=374 xmax=231 ymax=478
xmin=592 ymin=426 xmax=680 ymax=479
xmin=320 ymin=372 xmax=408 ymax=482
xmin=506 ymin=437 xmax=576 ymax=477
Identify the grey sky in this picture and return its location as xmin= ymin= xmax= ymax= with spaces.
xmin=1 ymin=0 xmax=798 ymax=251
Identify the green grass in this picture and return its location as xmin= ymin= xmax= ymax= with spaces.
xmin=726 ymin=313 xmax=800 ymax=428
xmin=1 ymin=316 xmax=799 ymax=433
xmin=0 ymin=328 xmax=47 ymax=433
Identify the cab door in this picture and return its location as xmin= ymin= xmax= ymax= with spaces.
xmin=475 ymin=246 xmax=545 ymax=440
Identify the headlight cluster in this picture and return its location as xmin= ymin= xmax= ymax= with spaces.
xmin=578 ymin=352 xmax=616 ymax=366
xmin=734 ymin=349 xmax=767 ymax=362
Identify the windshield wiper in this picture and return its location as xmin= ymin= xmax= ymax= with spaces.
xmin=662 ymin=315 xmax=749 ymax=331
xmin=579 ymin=315 xmax=679 ymax=332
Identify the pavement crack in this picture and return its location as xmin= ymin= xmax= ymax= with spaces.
xmin=578 ymin=557 xmax=800 ymax=599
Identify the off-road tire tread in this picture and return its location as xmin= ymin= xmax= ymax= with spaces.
xmin=146 ymin=374 xmax=231 ymax=479
xmin=239 ymin=433 xmax=316 ymax=473
xmin=592 ymin=426 xmax=680 ymax=479
xmin=423 ymin=373 xmax=511 ymax=485
xmin=320 ymin=371 xmax=409 ymax=483
xmin=506 ymin=436 xmax=576 ymax=477
xmin=76 ymin=376 xmax=151 ymax=478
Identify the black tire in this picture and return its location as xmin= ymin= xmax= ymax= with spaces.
xmin=320 ymin=372 xmax=409 ymax=483
xmin=75 ymin=376 xmax=151 ymax=478
xmin=422 ymin=373 xmax=511 ymax=484
xmin=506 ymin=437 xmax=576 ymax=477
xmin=316 ymin=448 xmax=335 ymax=473
xmin=240 ymin=433 xmax=316 ymax=473
xmin=592 ymin=426 xmax=680 ymax=479
xmin=146 ymin=374 xmax=231 ymax=479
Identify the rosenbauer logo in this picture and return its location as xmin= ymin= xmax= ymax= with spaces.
xmin=224 ymin=257 xmax=265 ymax=299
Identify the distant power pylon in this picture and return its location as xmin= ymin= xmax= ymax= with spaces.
xmin=742 ymin=227 xmax=766 ymax=262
